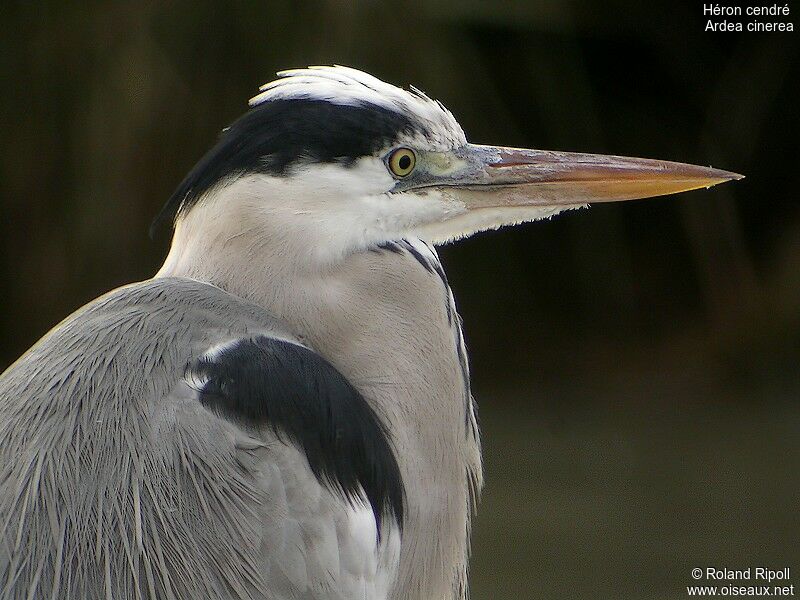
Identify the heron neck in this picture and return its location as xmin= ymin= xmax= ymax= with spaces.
xmin=156 ymin=204 xmax=482 ymax=600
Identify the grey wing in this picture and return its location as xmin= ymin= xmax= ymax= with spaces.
xmin=0 ymin=277 xmax=403 ymax=600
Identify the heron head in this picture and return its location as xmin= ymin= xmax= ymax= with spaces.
xmin=154 ymin=66 xmax=741 ymax=266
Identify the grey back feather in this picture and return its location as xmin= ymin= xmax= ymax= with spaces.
xmin=0 ymin=278 xmax=395 ymax=600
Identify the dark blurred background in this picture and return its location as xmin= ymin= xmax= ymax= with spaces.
xmin=1 ymin=1 xmax=799 ymax=598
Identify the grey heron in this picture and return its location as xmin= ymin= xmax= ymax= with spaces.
xmin=0 ymin=66 xmax=741 ymax=600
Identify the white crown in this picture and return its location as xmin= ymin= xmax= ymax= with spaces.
xmin=249 ymin=66 xmax=466 ymax=148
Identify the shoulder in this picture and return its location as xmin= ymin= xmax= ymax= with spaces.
xmin=146 ymin=332 xmax=405 ymax=598
xmin=184 ymin=334 xmax=404 ymax=532
xmin=66 ymin=277 xmax=283 ymax=331
xmin=0 ymin=276 xmax=294 ymax=445
xmin=1 ymin=277 xmax=290 ymax=381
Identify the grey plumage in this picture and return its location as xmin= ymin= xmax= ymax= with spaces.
xmin=0 ymin=278 xmax=407 ymax=599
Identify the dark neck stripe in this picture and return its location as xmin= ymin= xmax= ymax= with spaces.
xmin=375 ymin=239 xmax=475 ymax=435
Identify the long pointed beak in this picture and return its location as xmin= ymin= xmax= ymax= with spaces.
xmin=439 ymin=144 xmax=743 ymax=208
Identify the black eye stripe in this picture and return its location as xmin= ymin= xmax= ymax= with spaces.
xmin=152 ymin=99 xmax=425 ymax=234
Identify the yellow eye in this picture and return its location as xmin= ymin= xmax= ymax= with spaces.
xmin=387 ymin=148 xmax=416 ymax=177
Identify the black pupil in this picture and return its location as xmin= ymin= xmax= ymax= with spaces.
xmin=397 ymin=154 xmax=411 ymax=170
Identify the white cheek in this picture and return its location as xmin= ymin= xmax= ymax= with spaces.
xmin=355 ymin=190 xmax=466 ymax=236
xmin=288 ymin=158 xmax=395 ymax=197
xmin=281 ymin=162 xmax=468 ymax=246
xmin=169 ymin=165 xmax=468 ymax=270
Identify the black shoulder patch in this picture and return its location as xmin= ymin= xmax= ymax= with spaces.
xmin=188 ymin=335 xmax=404 ymax=532
xmin=151 ymin=99 xmax=418 ymax=235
